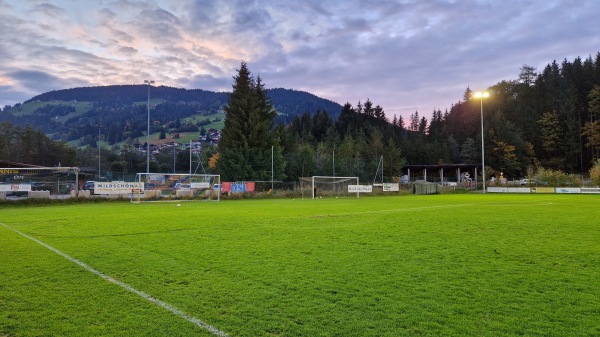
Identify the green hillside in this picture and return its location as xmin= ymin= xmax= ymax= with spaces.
xmin=0 ymin=85 xmax=341 ymax=150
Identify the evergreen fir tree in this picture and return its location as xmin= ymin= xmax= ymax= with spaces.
xmin=216 ymin=62 xmax=281 ymax=181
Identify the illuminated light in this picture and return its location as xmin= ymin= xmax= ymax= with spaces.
xmin=473 ymin=91 xmax=490 ymax=98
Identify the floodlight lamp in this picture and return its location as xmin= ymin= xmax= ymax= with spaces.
xmin=473 ymin=91 xmax=490 ymax=99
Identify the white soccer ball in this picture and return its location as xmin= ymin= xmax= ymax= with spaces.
xmin=177 ymin=203 xmax=181 ymax=207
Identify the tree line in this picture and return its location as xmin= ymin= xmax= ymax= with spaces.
xmin=216 ymin=56 xmax=600 ymax=183
xmin=2 ymin=54 xmax=600 ymax=183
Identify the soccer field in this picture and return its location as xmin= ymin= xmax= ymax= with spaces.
xmin=1 ymin=194 xmax=599 ymax=336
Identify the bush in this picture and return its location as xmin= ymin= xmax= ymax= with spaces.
xmin=534 ymin=167 xmax=581 ymax=186
xmin=590 ymin=160 xmax=600 ymax=186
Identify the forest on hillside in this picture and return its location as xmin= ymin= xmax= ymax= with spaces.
xmin=1 ymin=53 xmax=599 ymax=183
xmin=0 ymin=86 xmax=342 ymax=147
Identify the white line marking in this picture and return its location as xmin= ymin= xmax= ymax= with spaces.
xmin=1 ymin=222 xmax=229 ymax=337
xmin=309 ymin=201 xmax=553 ymax=217
xmin=318 ymin=203 xmax=476 ymax=217
xmin=486 ymin=202 xmax=554 ymax=207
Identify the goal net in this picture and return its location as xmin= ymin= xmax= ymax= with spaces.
xmin=299 ymin=176 xmax=359 ymax=199
xmin=132 ymin=173 xmax=220 ymax=203
xmin=0 ymin=167 xmax=79 ymax=198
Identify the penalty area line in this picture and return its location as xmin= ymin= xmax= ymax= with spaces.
xmin=0 ymin=222 xmax=229 ymax=337
xmin=310 ymin=200 xmax=554 ymax=218
xmin=329 ymin=203 xmax=477 ymax=217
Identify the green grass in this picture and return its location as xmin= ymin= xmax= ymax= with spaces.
xmin=184 ymin=111 xmax=226 ymax=130
xmin=10 ymin=101 xmax=93 ymax=119
xmin=1 ymin=194 xmax=599 ymax=336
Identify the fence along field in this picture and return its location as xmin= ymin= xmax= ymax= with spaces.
xmin=1 ymin=194 xmax=599 ymax=336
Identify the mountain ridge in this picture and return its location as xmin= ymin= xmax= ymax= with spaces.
xmin=23 ymin=85 xmax=343 ymax=119
xmin=1 ymin=85 xmax=343 ymax=146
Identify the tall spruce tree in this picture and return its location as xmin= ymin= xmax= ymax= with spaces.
xmin=217 ymin=62 xmax=282 ymax=181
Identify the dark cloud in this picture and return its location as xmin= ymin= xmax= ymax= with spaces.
xmin=180 ymin=73 xmax=231 ymax=92
xmin=107 ymin=26 xmax=135 ymax=43
xmin=136 ymin=9 xmax=183 ymax=43
xmin=32 ymin=3 xmax=66 ymax=17
xmin=0 ymin=85 xmax=31 ymax=109
xmin=184 ymin=0 xmax=220 ymax=28
xmin=7 ymin=69 xmax=89 ymax=96
xmin=233 ymin=6 xmax=273 ymax=32
xmin=118 ymin=46 xmax=138 ymax=55
xmin=138 ymin=8 xmax=180 ymax=25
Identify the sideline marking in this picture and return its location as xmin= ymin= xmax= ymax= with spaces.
xmin=0 ymin=222 xmax=229 ymax=337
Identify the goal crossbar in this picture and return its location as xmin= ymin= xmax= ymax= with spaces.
xmin=300 ymin=176 xmax=359 ymax=199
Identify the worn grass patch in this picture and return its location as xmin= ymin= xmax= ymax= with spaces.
xmin=1 ymin=194 xmax=599 ymax=336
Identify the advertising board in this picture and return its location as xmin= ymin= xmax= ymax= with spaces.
xmin=487 ymin=187 xmax=508 ymax=193
xmin=507 ymin=187 xmax=531 ymax=193
xmin=221 ymin=182 xmax=255 ymax=193
xmin=555 ymin=187 xmax=581 ymax=194
xmin=382 ymin=183 xmax=399 ymax=192
xmin=94 ymin=182 xmax=144 ymax=194
xmin=190 ymin=182 xmax=211 ymax=189
xmin=531 ymin=187 xmax=554 ymax=193
xmin=0 ymin=184 xmax=32 ymax=192
xmin=348 ymin=185 xmax=373 ymax=193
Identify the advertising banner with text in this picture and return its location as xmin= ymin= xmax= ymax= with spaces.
xmin=221 ymin=182 xmax=255 ymax=193
xmin=348 ymin=185 xmax=373 ymax=193
xmin=94 ymin=182 xmax=144 ymax=194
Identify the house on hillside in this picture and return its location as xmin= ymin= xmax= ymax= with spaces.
xmin=206 ymin=128 xmax=221 ymax=144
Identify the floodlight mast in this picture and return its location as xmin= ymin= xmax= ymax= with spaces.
xmin=98 ymin=124 xmax=101 ymax=178
xmin=473 ymin=91 xmax=489 ymax=193
xmin=144 ymin=80 xmax=154 ymax=174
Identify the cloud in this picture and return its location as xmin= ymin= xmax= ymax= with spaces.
xmin=9 ymin=70 xmax=67 ymax=90
xmin=180 ymin=73 xmax=231 ymax=92
xmin=7 ymin=69 xmax=90 ymax=97
xmin=118 ymin=46 xmax=138 ymax=55
xmin=0 ymin=0 xmax=599 ymax=119
xmin=31 ymin=3 xmax=67 ymax=17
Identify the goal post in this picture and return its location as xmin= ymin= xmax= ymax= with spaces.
xmin=132 ymin=173 xmax=220 ymax=203
xmin=299 ymin=176 xmax=359 ymax=199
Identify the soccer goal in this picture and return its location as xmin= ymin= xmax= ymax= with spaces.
xmin=300 ymin=176 xmax=360 ymax=199
xmin=132 ymin=173 xmax=220 ymax=203
xmin=0 ymin=167 xmax=79 ymax=198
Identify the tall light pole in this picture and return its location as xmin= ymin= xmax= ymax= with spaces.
xmin=473 ymin=91 xmax=490 ymax=193
xmin=98 ymin=124 xmax=102 ymax=179
xmin=144 ymin=80 xmax=154 ymax=173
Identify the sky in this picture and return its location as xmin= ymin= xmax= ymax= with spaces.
xmin=1 ymin=0 xmax=600 ymax=120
